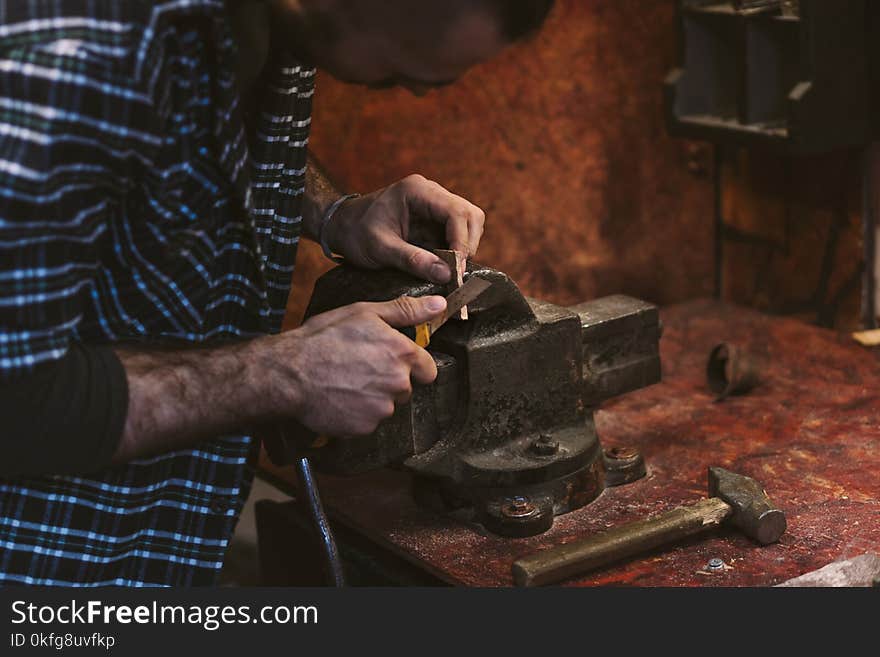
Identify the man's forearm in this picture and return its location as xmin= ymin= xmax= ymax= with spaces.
xmin=113 ymin=335 xmax=301 ymax=464
xmin=303 ymin=153 xmax=345 ymax=241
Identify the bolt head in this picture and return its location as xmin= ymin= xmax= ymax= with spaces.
xmin=605 ymin=446 xmax=639 ymax=461
xmin=501 ymin=497 xmax=538 ymax=518
xmin=530 ymin=435 xmax=559 ymax=456
xmin=707 ymin=558 xmax=725 ymax=571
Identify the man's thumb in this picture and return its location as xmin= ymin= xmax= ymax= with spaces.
xmin=372 ymin=295 xmax=447 ymax=328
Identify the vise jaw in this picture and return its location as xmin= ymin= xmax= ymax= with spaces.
xmin=302 ymin=264 xmax=661 ymax=537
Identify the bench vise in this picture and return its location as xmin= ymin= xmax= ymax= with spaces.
xmin=287 ymin=263 xmax=661 ymax=537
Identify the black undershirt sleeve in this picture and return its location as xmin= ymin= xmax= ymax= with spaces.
xmin=0 ymin=344 xmax=128 ymax=478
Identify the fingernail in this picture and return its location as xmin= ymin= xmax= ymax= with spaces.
xmin=425 ymin=296 xmax=446 ymax=313
xmin=430 ymin=261 xmax=451 ymax=283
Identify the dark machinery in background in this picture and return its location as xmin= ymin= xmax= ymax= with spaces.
xmin=271 ymin=264 xmax=661 ymax=540
xmin=665 ymin=0 xmax=877 ymax=153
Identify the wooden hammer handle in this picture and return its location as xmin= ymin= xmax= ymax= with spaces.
xmin=512 ymin=497 xmax=732 ymax=587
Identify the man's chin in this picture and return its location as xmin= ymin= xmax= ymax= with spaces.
xmin=319 ymin=69 xmax=428 ymax=96
xmin=339 ymin=74 xmax=399 ymax=90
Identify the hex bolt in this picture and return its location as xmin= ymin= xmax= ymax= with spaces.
xmin=511 ymin=497 xmax=529 ymax=510
xmin=501 ymin=496 xmax=538 ymax=518
xmin=531 ymin=434 xmax=559 ymax=456
xmin=604 ymin=446 xmax=639 ymax=461
xmin=707 ymin=558 xmax=725 ymax=572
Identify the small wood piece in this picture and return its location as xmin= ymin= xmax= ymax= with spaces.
xmin=434 ymin=249 xmax=468 ymax=320
xmin=853 ymin=329 xmax=880 ymax=347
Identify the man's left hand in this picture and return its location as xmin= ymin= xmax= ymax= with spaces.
xmin=324 ymin=174 xmax=485 ymax=283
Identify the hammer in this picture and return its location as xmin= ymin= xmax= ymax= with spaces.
xmin=512 ymin=467 xmax=786 ymax=587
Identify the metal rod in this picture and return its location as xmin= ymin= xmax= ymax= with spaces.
xmin=295 ymin=456 xmax=346 ymax=587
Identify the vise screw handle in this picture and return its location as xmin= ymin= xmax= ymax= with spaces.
xmin=263 ymin=421 xmax=345 ymax=587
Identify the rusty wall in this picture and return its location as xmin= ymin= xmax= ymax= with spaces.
xmin=284 ymin=0 xmax=715 ymax=328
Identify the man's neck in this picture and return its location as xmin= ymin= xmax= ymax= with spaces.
xmin=228 ymin=0 xmax=317 ymax=97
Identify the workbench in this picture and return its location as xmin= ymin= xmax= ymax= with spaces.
xmin=258 ymin=300 xmax=880 ymax=586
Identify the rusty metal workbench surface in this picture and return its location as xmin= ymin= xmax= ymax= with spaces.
xmin=266 ymin=300 xmax=880 ymax=586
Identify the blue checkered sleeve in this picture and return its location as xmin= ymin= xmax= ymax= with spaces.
xmin=0 ymin=0 xmax=315 ymax=586
xmin=0 ymin=10 xmax=160 ymax=379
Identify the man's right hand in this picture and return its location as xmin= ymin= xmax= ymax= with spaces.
xmin=265 ymin=295 xmax=447 ymax=437
xmin=112 ymin=295 xmax=446 ymax=466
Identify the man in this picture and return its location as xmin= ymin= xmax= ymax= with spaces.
xmin=0 ymin=0 xmax=554 ymax=586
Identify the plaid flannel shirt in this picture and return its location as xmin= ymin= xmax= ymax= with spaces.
xmin=0 ymin=0 xmax=314 ymax=586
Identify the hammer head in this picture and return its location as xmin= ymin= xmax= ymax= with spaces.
xmin=708 ymin=467 xmax=787 ymax=545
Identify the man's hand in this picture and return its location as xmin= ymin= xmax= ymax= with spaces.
xmin=325 ymin=174 xmax=485 ymax=284
xmin=265 ymin=294 xmax=447 ymax=437
xmin=112 ymin=295 xmax=447 ymax=464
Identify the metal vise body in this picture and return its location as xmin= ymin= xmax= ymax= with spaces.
xmin=303 ymin=264 xmax=661 ymax=536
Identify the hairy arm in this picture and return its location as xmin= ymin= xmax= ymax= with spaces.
xmin=302 ymin=153 xmax=346 ymax=242
xmin=112 ymin=337 xmax=297 ymax=464
xmin=111 ymin=295 xmax=443 ymax=466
